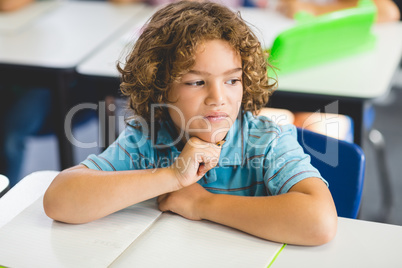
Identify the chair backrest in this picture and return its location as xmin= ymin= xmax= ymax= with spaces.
xmin=297 ymin=128 xmax=365 ymax=218
xmin=0 ymin=174 xmax=10 ymax=198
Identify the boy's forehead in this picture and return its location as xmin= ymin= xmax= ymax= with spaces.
xmin=193 ymin=39 xmax=239 ymax=57
xmin=172 ymin=39 xmax=242 ymax=79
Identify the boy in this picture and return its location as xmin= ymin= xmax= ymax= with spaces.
xmin=44 ymin=1 xmax=337 ymax=246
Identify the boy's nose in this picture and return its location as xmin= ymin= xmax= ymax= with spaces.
xmin=205 ymin=83 xmax=225 ymax=106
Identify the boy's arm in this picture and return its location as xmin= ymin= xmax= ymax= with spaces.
xmin=158 ymin=177 xmax=338 ymax=246
xmin=43 ymin=137 xmax=222 ymax=224
xmin=0 ymin=0 xmax=34 ymax=12
xmin=278 ymin=0 xmax=400 ymax=23
xmin=43 ymin=165 xmax=181 ymax=224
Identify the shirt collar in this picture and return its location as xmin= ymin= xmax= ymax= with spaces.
xmin=154 ymin=117 xmax=183 ymax=151
xmin=218 ymin=112 xmax=244 ymax=166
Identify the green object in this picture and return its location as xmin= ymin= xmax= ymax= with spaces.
xmin=268 ymin=0 xmax=377 ymax=74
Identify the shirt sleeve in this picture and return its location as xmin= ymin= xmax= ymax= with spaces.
xmin=263 ymin=124 xmax=327 ymax=195
xmin=81 ymin=125 xmax=152 ymax=171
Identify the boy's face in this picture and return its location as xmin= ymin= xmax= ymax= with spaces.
xmin=168 ymin=39 xmax=243 ymax=144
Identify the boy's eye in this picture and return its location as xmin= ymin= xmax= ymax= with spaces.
xmin=226 ymin=79 xmax=241 ymax=85
xmin=186 ymin=80 xmax=205 ymax=86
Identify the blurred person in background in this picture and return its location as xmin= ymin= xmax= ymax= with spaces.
xmin=0 ymin=0 xmax=33 ymax=11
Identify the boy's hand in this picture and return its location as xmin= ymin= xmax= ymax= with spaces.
xmin=157 ymin=183 xmax=211 ymax=220
xmin=170 ymin=137 xmax=224 ymax=189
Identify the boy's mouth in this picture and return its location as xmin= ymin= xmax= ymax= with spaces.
xmin=204 ymin=112 xmax=229 ymax=122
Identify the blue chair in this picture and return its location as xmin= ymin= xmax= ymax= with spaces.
xmin=296 ymin=128 xmax=366 ymax=219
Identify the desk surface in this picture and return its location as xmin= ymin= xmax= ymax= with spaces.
xmin=1 ymin=171 xmax=402 ymax=267
xmin=77 ymin=7 xmax=295 ymax=78
xmin=0 ymin=1 xmax=61 ymax=33
xmin=77 ymin=5 xmax=156 ymax=77
xmin=77 ymin=7 xmax=402 ymax=99
xmin=0 ymin=1 xmax=146 ymax=69
xmin=278 ymin=23 xmax=402 ymax=99
xmin=273 ymin=217 xmax=402 ymax=267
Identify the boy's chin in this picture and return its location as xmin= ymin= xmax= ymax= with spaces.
xmin=194 ymin=132 xmax=227 ymax=144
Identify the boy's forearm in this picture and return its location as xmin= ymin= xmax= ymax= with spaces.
xmin=198 ymin=179 xmax=337 ymax=246
xmin=0 ymin=0 xmax=33 ymax=12
xmin=43 ymin=165 xmax=180 ymax=224
xmin=371 ymin=0 xmax=400 ymax=22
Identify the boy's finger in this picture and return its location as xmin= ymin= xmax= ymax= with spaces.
xmin=200 ymin=155 xmax=219 ymax=174
xmin=157 ymin=194 xmax=168 ymax=203
xmin=158 ymin=201 xmax=168 ymax=212
xmin=197 ymin=163 xmax=208 ymax=176
xmin=158 ymin=195 xmax=172 ymax=212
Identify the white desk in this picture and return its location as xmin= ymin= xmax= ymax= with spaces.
xmin=272 ymin=218 xmax=402 ymax=267
xmin=77 ymin=6 xmax=402 ymax=93
xmin=0 ymin=1 xmax=62 ymax=34
xmin=239 ymin=9 xmax=402 ymax=99
xmin=0 ymin=1 xmax=147 ymax=69
xmin=270 ymin=22 xmax=402 ymax=145
xmin=77 ymin=5 xmax=157 ymax=77
xmin=0 ymin=1 xmax=147 ymax=169
xmin=1 ymin=171 xmax=402 ymax=267
xmin=77 ymin=8 xmax=402 ymax=98
xmin=77 ymin=7 xmax=296 ymax=77
xmin=277 ymin=23 xmax=402 ymax=99
xmin=0 ymin=171 xmax=57 ymax=228
xmin=77 ymin=8 xmax=402 ymax=145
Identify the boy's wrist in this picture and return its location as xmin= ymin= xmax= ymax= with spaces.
xmin=196 ymin=191 xmax=214 ymax=220
xmin=158 ymin=167 xmax=184 ymax=192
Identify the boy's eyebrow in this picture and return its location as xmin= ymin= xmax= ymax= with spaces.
xmin=188 ymin=67 xmax=242 ymax=76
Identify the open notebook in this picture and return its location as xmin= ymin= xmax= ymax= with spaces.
xmin=0 ymin=196 xmax=285 ymax=267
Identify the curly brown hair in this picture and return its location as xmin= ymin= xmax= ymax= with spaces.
xmin=118 ymin=0 xmax=277 ymax=125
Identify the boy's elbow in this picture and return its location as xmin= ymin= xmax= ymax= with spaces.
xmin=375 ymin=0 xmax=401 ymax=23
xmin=43 ymin=191 xmax=86 ymax=224
xmin=43 ymin=170 xmax=79 ymax=223
xmin=43 ymin=200 xmax=56 ymax=221
xmin=313 ymin=223 xmax=337 ymax=246
xmin=43 ymin=189 xmax=65 ymax=222
xmin=377 ymin=9 xmax=401 ymax=23
xmin=309 ymin=209 xmax=338 ymax=245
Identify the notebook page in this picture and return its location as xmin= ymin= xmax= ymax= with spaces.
xmin=0 ymin=196 xmax=162 ymax=268
xmin=111 ymin=212 xmax=284 ymax=268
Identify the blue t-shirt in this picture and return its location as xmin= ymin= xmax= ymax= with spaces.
xmin=81 ymin=111 xmax=326 ymax=196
